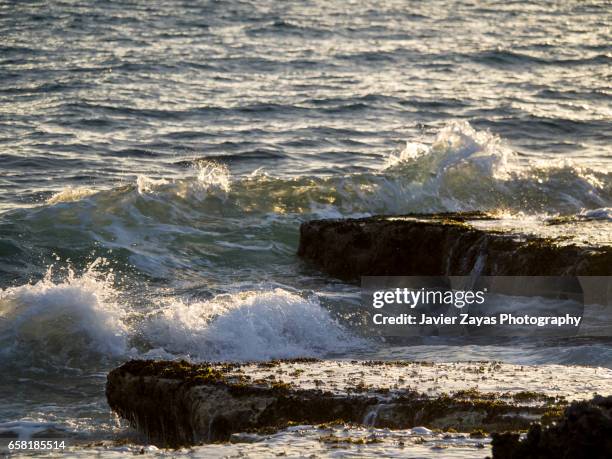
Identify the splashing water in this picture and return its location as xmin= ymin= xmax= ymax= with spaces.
xmin=386 ymin=121 xmax=513 ymax=179
xmin=136 ymin=162 xmax=230 ymax=202
xmin=0 ymin=258 xmax=361 ymax=365
xmin=0 ymin=259 xmax=129 ymax=367
xmin=141 ymin=288 xmax=362 ymax=362
xmin=22 ymin=123 xmax=608 ymax=225
xmin=2 ymin=1 xmax=611 ymax=455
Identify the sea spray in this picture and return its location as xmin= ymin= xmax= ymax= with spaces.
xmin=141 ymin=288 xmax=363 ymax=362
xmin=0 ymin=263 xmax=364 ymax=366
xmin=136 ymin=161 xmax=230 ymax=202
xmin=386 ymin=121 xmax=514 ymax=179
xmin=0 ymin=258 xmax=129 ymax=366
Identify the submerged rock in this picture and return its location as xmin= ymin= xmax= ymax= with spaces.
xmin=104 ymin=359 xmax=605 ymax=447
xmin=297 ymin=212 xmax=612 ymax=280
xmin=491 ymin=395 xmax=612 ymax=459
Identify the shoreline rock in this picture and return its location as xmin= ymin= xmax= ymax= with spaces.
xmin=106 ymin=359 xmax=589 ymax=447
xmin=491 ymin=395 xmax=612 ymax=459
xmin=297 ymin=212 xmax=612 ymax=280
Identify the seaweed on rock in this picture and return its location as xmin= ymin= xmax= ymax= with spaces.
xmin=106 ymin=359 xmax=572 ymax=447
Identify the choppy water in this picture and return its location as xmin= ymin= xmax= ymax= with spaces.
xmin=1 ymin=0 xmax=611 ymax=456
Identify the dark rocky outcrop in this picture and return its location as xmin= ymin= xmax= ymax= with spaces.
xmin=297 ymin=212 xmax=612 ymax=280
xmin=106 ymin=359 xmax=567 ymax=447
xmin=491 ymin=395 xmax=612 ymax=459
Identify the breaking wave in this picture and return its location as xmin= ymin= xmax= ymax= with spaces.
xmin=0 ymin=122 xmax=608 ymax=369
xmin=141 ymin=288 xmax=362 ymax=362
xmin=136 ymin=161 xmax=231 ymax=202
xmin=0 ymin=259 xmax=129 ymax=367
xmin=35 ymin=121 xmax=611 ymax=220
xmin=379 ymin=121 xmax=609 ymax=214
xmin=3 ymin=121 xmax=607 ymax=283
xmin=0 ymin=259 xmax=362 ymax=366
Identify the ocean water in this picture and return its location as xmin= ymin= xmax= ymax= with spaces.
xmin=1 ymin=0 xmax=611 ymax=456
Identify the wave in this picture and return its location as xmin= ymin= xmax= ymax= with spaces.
xmin=141 ymin=288 xmax=362 ymax=362
xmin=0 ymin=255 xmax=609 ymax=372
xmin=108 ymin=123 xmax=610 ymax=216
xmin=379 ymin=121 xmax=610 ymax=214
xmin=0 ymin=259 xmax=128 ymax=368
xmin=47 ymin=186 xmax=97 ymax=204
xmin=470 ymin=49 xmax=611 ymax=67
xmin=0 ymin=122 xmax=606 ymax=280
xmin=30 ymin=122 xmax=609 ymax=220
xmin=0 ymin=259 xmax=361 ymax=366
xmin=137 ymin=161 xmax=230 ymax=202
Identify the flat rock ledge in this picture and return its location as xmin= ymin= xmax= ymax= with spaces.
xmin=297 ymin=212 xmax=612 ymax=280
xmin=104 ymin=359 xmax=607 ymax=448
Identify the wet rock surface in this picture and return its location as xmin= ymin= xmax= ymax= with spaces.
xmin=297 ymin=212 xmax=612 ymax=280
xmin=491 ymin=395 xmax=612 ymax=459
xmin=105 ymin=359 xmax=611 ymax=447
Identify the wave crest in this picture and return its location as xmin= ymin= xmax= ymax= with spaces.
xmin=0 ymin=260 xmax=361 ymax=366
xmin=47 ymin=186 xmax=97 ymax=204
xmin=387 ymin=121 xmax=513 ymax=179
xmin=378 ymin=121 xmax=609 ymax=214
xmin=25 ymin=122 xmax=610 ymax=220
xmin=141 ymin=288 xmax=360 ymax=361
xmin=137 ymin=162 xmax=230 ymax=202
xmin=0 ymin=259 xmax=128 ymax=367
xmin=2 ymin=122 xmax=608 ymax=280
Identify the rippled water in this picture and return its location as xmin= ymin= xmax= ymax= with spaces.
xmin=1 ymin=0 xmax=611 ymax=456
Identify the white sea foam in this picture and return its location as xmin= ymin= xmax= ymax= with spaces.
xmin=142 ymin=288 xmax=361 ymax=361
xmin=136 ymin=175 xmax=170 ymax=194
xmin=137 ymin=162 xmax=230 ymax=202
xmin=386 ymin=121 xmax=513 ymax=179
xmin=0 ymin=259 xmax=128 ymax=366
xmin=47 ymin=186 xmax=97 ymax=204
xmin=8 ymin=123 xmax=608 ymax=291
xmin=377 ymin=121 xmax=610 ymax=214
xmin=0 ymin=261 xmax=362 ymax=366
xmin=194 ymin=161 xmax=231 ymax=196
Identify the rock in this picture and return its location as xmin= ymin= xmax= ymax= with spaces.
xmin=297 ymin=212 xmax=612 ymax=280
xmin=491 ymin=395 xmax=612 ymax=459
xmin=105 ymin=359 xmax=594 ymax=447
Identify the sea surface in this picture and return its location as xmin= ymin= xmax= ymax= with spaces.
xmin=1 ymin=0 xmax=611 ymax=457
